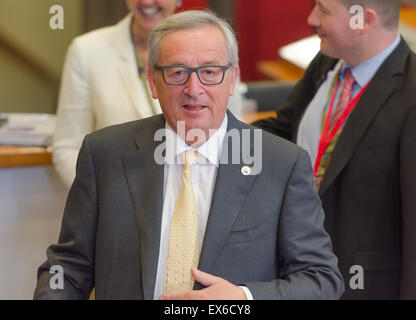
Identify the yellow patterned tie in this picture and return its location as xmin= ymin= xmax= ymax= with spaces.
xmin=164 ymin=151 xmax=199 ymax=294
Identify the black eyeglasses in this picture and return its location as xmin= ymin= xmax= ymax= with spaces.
xmin=154 ymin=64 xmax=232 ymax=85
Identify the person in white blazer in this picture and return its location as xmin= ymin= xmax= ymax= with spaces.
xmin=53 ymin=0 xmax=244 ymax=188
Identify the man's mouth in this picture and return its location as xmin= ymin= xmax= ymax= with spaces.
xmin=316 ymin=29 xmax=326 ymax=38
xmin=139 ymin=7 xmax=161 ymax=17
xmin=183 ymin=105 xmax=206 ymax=110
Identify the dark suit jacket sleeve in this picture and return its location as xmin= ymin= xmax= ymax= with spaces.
xmin=34 ymin=137 xmax=97 ymax=299
xmin=246 ymin=149 xmax=345 ymax=299
xmin=400 ymin=104 xmax=416 ymax=299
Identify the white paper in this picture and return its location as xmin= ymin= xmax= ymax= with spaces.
xmin=0 ymin=113 xmax=55 ymax=147
xmin=278 ymin=34 xmax=321 ymax=70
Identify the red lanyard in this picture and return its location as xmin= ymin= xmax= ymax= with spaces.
xmin=313 ymin=80 xmax=370 ymax=176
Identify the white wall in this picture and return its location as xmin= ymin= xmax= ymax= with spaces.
xmin=0 ymin=166 xmax=68 ymax=299
xmin=0 ymin=0 xmax=83 ymax=113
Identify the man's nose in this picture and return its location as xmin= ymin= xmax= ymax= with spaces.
xmin=307 ymin=5 xmax=320 ymax=28
xmin=183 ymin=71 xmax=204 ymax=97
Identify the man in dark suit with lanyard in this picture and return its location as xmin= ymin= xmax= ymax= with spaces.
xmin=254 ymin=0 xmax=416 ymax=299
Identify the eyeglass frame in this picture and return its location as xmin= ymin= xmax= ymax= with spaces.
xmin=154 ymin=63 xmax=233 ymax=85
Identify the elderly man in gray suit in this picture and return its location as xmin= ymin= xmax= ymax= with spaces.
xmin=34 ymin=10 xmax=344 ymax=300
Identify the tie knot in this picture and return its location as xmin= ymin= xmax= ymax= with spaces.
xmin=182 ymin=151 xmax=199 ymax=167
xmin=343 ymin=67 xmax=354 ymax=83
xmin=344 ymin=67 xmax=352 ymax=77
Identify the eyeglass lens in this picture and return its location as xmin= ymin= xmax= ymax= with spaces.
xmin=164 ymin=66 xmax=225 ymax=84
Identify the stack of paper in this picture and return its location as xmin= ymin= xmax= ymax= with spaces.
xmin=278 ymin=35 xmax=321 ymax=70
xmin=0 ymin=113 xmax=56 ymax=147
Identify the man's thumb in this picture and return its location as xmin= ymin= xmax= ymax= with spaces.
xmin=192 ymin=268 xmax=219 ymax=287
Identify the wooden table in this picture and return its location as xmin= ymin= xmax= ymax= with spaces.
xmin=0 ymin=145 xmax=52 ymax=167
xmin=256 ymin=59 xmax=305 ymax=82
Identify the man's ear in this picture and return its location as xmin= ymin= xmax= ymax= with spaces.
xmin=146 ymin=66 xmax=159 ymax=99
xmin=229 ymin=65 xmax=240 ymax=96
xmin=360 ymin=8 xmax=378 ymax=34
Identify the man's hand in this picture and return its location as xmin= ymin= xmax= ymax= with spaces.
xmin=159 ymin=268 xmax=248 ymax=300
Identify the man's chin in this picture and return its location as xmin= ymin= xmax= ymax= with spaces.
xmin=319 ymin=43 xmax=340 ymax=60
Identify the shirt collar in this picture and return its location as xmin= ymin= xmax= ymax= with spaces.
xmin=343 ymin=33 xmax=401 ymax=88
xmin=165 ymin=114 xmax=228 ymax=167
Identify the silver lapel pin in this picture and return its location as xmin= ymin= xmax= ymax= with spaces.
xmin=241 ymin=166 xmax=251 ymax=176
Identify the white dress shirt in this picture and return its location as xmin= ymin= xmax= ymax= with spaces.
xmin=153 ymin=115 xmax=253 ymax=300
xmin=153 ymin=115 xmax=226 ymax=299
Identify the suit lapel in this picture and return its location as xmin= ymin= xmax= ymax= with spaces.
xmin=122 ymin=115 xmax=165 ymax=299
xmin=113 ymin=14 xmax=152 ymax=119
xmin=197 ymin=112 xmax=258 ymax=281
xmin=118 ymin=60 xmax=144 ymax=119
xmin=319 ymin=39 xmax=409 ymax=196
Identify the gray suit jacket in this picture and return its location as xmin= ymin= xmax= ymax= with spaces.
xmin=34 ymin=111 xmax=344 ymax=299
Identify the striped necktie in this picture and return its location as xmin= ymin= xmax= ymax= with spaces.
xmin=328 ymin=67 xmax=355 ymax=133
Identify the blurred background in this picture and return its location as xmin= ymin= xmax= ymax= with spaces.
xmin=0 ymin=0 xmax=315 ymax=114
xmin=1 ymin=0 xmax=414 ymax=114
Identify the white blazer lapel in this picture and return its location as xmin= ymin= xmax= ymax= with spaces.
xmin=113 ymin=15 xmax=161 ymax=119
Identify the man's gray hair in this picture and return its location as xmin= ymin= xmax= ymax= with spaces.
xmin=148 ymin=10 xmax=239 ymax=71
